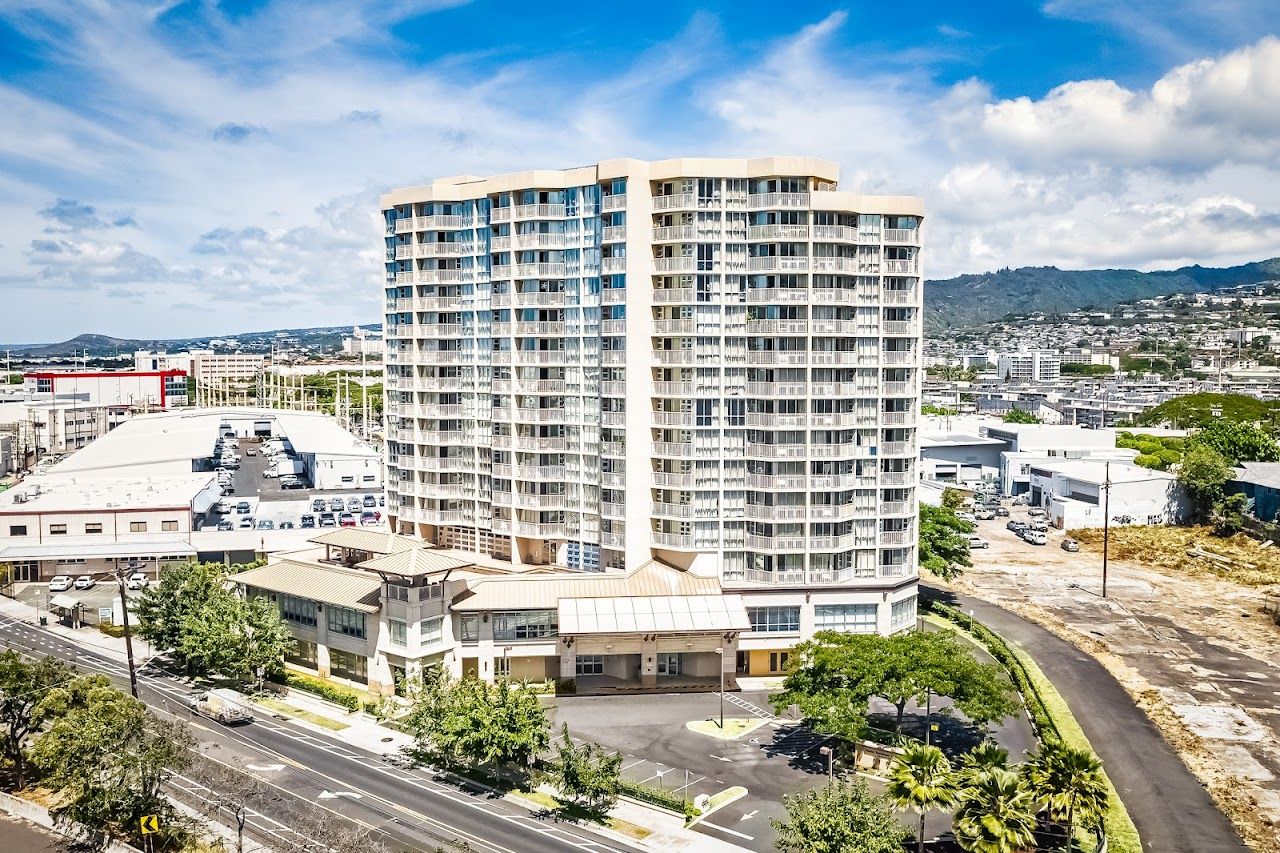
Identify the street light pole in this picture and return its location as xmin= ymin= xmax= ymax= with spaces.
xmin=716 ymin=647 xmax=725 ymax=730
xmin=924 ymin=688 xmax=932 ymax=747
xmin=115 ymin=562 xmax=140 ymax=699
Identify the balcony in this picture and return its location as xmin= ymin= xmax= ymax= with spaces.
xmin=653 ymin=381 xmax=694 ymax=396
xmin=745 ymin=504 xmax=806 ymax=521
xmin=880 ymin=529 xmax=914 ymax=546
xmin=652 ymin=224 xmax=697 ymax=242
xmin=601 ymin=530 xmax=625 ymax=548
xmin=602 ymin=288 xmax=627 ymax=304
xmin=882 ymin=380 xmax=916 ymax=396
xmin=747 ymin=223 xmax=810 ymax=240
xmin=809 ymin=351 xmax=865 ymax=367
xmin=880 ymin=411 xmax=917 ymax=427
xmin=600 ymin=411 xmax=625 ymax=427
xmin=880 ymin=501 xmax=913 ymax=516
xmin=491 ymin=207 xmax=513 ymax=223
xmin=745 ymin=381 xmax=807 ymax=397
xmin=812 ymin=224 xmax=858 ymax=242
xmin=652 ymin=501 xmax=695 ymax=519
xmin=884 ymin=259 xmax=920 ymax=275
xmin=653 ymin=256 xmax=697 ymax=274
xmin=416 ymin=269 xmax=469 ymax=285
xmin=880 ymin=441 xmax=917 ymax=457
xmin=513 ymin=350 xmax=568 ymax=366
xmin=602 ymin=193 xmax=627 ymax=211
xmin=601 ymin=441 xmax=626 ymax=456
xmin=652 ymin=410 xmax=694 ymax=427
xmin=417 ymin=242 xmax=468 ymax=258
xmin=745 ymin=443 xmax=808 ymax=459
xmin=651 ymin=531 xmax=696 ymax=549
xmin=810 ymin=288 xmax=866 ymax=306
xmin=654 ymin=350 xmax=695 ymax=366
xmin=514 ymin=407 xmax=567 ymax=423
xmin=882 ymin=320 xmax=916 ymax=336
xmin=515 ymin=262 xmax=566 ymax=278
xmin=653 ymin=288 xmax=696 ymax=304
xmin=652 ymin=319 xmax=695 ymax=335
xmin=882 ymin=351 xmax=918 ymax=367
xmin=652 ymin=193 xmax=696 ymax=211
xmin=879 ymin=471 xmax=915 ymax=487
xmin=513 ymin=203 xmax=567 ymax=219
xmin=748 ymin=192 xmax=810 ymax=209
xmin=746 ymin=351 xmax=808 ymax=366
xmin=652 ymin=471 xmax=696 ymax=487
xmin=514 ymin=521 xmax=567 ymax=538
xmin=513 ymin=233 xmax=567 ymax=251
xmin=746 ymin=256 xmax=808 ymax=273
xmin=883 ymin=228 xmax=919 ymax=245
xmin=744 ymin=534 xmax=807 ymax=552
xmin=745 ymin=412 xmax=806 ymax=428
xmin=602 ymin=257 xmax=627 ymax=274
xmin=653 ymin=441 xmax=692 ymax=458
xmin=810 ymin=257 xmax=860 ymax=274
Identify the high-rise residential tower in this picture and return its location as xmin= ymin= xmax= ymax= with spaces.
xmin=381 ymin=157 xmax=921 ymax=639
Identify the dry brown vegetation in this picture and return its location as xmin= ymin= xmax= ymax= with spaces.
xmin=1069 ymin=525 xmax=1280 ymax=587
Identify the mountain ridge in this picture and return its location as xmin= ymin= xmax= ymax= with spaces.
xmin=924 ymin=257 xmax=1280 ymax=331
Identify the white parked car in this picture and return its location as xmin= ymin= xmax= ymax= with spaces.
xmin=73 ymin=576 xmax=96 ymax=590
xmin=48 ymin=576 xmax=73 ymax=592
xmin=967 ymin=535 xmax=989 ymax=549
xmin=1027 ymin=508 xmax=1047 ymax=519
xmin=1023 ymin=530 xmax=1048 ymax=546
xmin=125 ymin=573 xmax=150 ymax=590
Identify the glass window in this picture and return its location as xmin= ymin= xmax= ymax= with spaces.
xmin=420 ymin=617 xmax=443 ymax=644
xmin=814 ymin=604 xmax=877 ymax=633
xmin=386 ymin=584 xmax=409 ymax=602
xmin=326 ymin=606 xmax=366 ymax=639
xmin=129 ymin=521 xmax=147 ymax=533
xmin=460 ymin=614 xmax=480 ymax=642
xmin=495 ymin=656 xmax=511 ymax=678
xmin=769 ymin=651 xmax=790 ymax=672
xmin=389 ymin=619 xmax=407 ymax=647
xmin=576 ymin=655 xmax=604 ymax=675
xmin=747 ymin=606 xmax=800 ymax=633
xmin=162 ymin=520 xmax=178 ymax=532
xmin=8 ymin=525 xmax=26 ymax=536
xmin=329 ymin=649 xmax=367 ymax=682
xmin=84 ymin=523 xmax=102 ymax=534
xmin=49 ymin=524 xmax=67 ymax=535
xmin=891 ymin=596 xmax=918 ymax=629
xmin=279 ymin=594 xmax=317 ymax=627
xmin=492 ymin=610 xmax=558 ymax=641
xmin=286 ymin=639 xmax=318 ymax=668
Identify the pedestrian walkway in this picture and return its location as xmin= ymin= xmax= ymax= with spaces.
xmin=722 ymin=693 xmax=774 ymax=719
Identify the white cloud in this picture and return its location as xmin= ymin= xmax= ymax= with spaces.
xmin=1 ymin=4 xmax=1279 ymax=339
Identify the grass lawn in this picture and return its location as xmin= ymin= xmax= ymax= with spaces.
xmin=685 ymin=717 xmax=768 ymax=740
xmin=256 ymin=696 xmax=350 ymax=731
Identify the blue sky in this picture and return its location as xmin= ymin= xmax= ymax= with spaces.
xmin=1 ymin=0 xmax=1279 ymax=341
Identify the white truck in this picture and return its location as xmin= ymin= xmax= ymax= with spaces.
xmin=188 ymin=688 xmax=254 ymax=725
xmin=264 ymin=458 xmax=305 ymax=478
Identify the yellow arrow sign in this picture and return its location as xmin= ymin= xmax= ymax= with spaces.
xmin=139 ymin=814 xmax=160 ymax=835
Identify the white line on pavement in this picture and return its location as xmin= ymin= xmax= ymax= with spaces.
xmin=697 ymin=820 xmax=754 ymax=841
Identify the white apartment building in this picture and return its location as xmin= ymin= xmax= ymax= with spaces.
xmin=997 ymin=351 xmax=1061 ymax=383
xmin=136 ymin=349 xmax=265 ymax=392
xmin=379 ymin=156 xmax=922 ymax=674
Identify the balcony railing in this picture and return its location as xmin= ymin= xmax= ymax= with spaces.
xmin=513 ymin=203 xmax=567 ymax=219
xmin=748 ymin=192 xmax=810 ymax=209
xmin=652 ymin=224 xmax=698 ymax=242
xmin=884 ymin=259 xmax=920 ymax=275
xmin=747 ymin=224 xmax=810 ymax=240
xmin=651 ymin=193 xmax=696 ymax=210
xmin=602 ymin=193 xmax=627 ymax=211
xmin=746 ymin=256 xmax=809 ymax=273
xmin=883 ymin=228 xmax=919 ymax=244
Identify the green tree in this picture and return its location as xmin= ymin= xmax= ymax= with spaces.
xmin=1211 ymin=492 xmax=1249 ymax=537
xmin=887 ymin=743 xmax=956 ymax=853
xmin=876 ymin=631 xmax=1022 ymax=731
xmin=134 ymin=561 xmax=225 ymax=670
xmin=941 ymin=488 xmax=965 ymax=511
xmin=548 ymin=724 xmax=622 ymax=814
xmin=1176 ymin=444 xmax=1233 ymax=521
xmin=0 ymin=653 xmax=83 ymax=787
xmin=406 ymin=670 xmax=550 ymax=772
xmin=1022 ymin=744 xmax=1109 ymax=852
xmin=31 ymin=684 xmax=193 ymax=850
xmin=1001 ymin=410 xmax=1041 ymax=424
xmin=919 ymin=504 xmax=975 ymax=580
xmin=772 ymin=779 xmax=908 ymax=853
xmin=774 ymin=631 xmax=1021 ymax=737
xmin=956 ymin=741 xmax=1010 ymax=785
xmin=1190 ymin=419 xmax=1280 ymax=464
xmin=952 ymin=769 xmax=1039 ymax=853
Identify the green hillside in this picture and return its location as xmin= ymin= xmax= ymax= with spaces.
xmin=924 ymin=258 xmax=1280 ymax=331
xmin=1136 ymin=393 xmax=1280 ymax=429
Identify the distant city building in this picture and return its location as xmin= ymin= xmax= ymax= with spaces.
xmin=342 ymin=327 xmax=384 ymax=357
xmin=996 ymin=350 xmax=1060 ymax=383
xmin=1028 ymin=460 xmax=1188 ymax=529
xmin=22 ymin=369 xmax=187 ymax=408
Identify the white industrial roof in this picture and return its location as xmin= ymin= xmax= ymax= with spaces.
xmin=0 ymin=539 xmax=196 ymax=560
xmin=1031 ymin=459 xmax=1176 ymax=485
xmin=49 ymin=410 xmax=224 ymax=475
xmin=272 ymin=411 xmax=378 ymax=459
xmin=558 ymin=594 xmax=750 ymax=635
xmin=0 ymin=472 xmax=216 ymax=513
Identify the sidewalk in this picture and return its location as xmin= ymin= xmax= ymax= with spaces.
xmin=0 ymin=594 xmax=137 ymax=665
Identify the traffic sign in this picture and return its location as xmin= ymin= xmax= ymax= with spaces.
xmin=139 ymin=814 xmax=160 ymax=835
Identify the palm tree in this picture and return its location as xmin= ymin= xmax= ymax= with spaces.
xmin=953 ymin=768 xmax=1038 ymax=853
xmin=1022 ymin=743 xmax=1109 ymax=852
xmin=956 ymin=741 xmax=1009 ymax=784
xmin=887 ymin=743 xmax=956 ymax=853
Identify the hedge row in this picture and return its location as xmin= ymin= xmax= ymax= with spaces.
xmin=618 ymin=779 xmax=686 ymax=814
xmin=286 ymin=672 xmax=361 ymax=711
xmin=925 ymin=601 xmax=1061 ymax=745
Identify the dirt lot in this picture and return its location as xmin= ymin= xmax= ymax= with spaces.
xmin=1070 ymin=525 xmax=1280 ymax=588
xmin=954 ymin=507 xmax=1280 ymax=852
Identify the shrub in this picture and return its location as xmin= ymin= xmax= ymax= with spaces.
xmin=285 ymin=672 xmax=361 ymax=711
xmin=1132 ymin=453 xmax=1163 ymax=470
xmin=618 ymin=779 xmax=687 ymax=814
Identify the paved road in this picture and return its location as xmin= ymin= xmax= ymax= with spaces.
xmin=0 ymin=615 xmax=633 ymax=853
xmin=0 ymin=815 xmax=65 ymax=851
xmin=928 ymin=585 xmax=1250 ymax=853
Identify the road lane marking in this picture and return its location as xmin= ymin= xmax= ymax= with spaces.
xmin=697 ymin=820 xmax=754 ymax=841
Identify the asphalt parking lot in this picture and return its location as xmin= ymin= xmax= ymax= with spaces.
xmin=201 ymin=438 xmax=384 ymax=533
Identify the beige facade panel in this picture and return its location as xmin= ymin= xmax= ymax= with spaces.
xmin=308 ymin=528 xmax=421 ymax=555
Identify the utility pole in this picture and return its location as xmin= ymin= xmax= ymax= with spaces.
xmin=115 ymin=562 xmax=141 ymax=698
xmin=1101 ymin=460 xmax=1111 ymax=599
xmin=716 ymin=646 xmax=725 ymax=730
